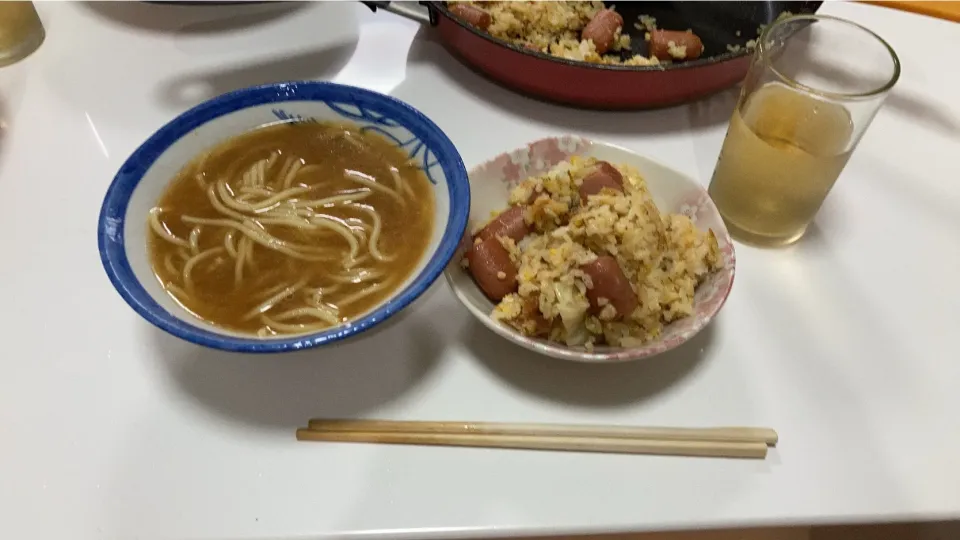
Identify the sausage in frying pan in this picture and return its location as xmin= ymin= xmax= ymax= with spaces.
xmin=649 ymin=29 xmax=705 ymax=61
xmin=581 ymin=255 xmax=637 ymax=318
xmin=449 ymin=3 xmax=492 ymax=30
xmin=581 ymin=9 xmax=624 ymax=54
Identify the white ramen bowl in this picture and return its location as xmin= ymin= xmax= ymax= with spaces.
xmin=443 ymin=136 xmax=736 ymax=363
xmin=99 ymin=82 xmax=469 ymax=353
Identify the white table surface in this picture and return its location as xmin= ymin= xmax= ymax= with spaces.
xmin=2 ymin=2 xmax=959 ymax=539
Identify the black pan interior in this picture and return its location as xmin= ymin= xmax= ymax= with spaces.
xmin=603 ymin=1 xmax=822 ymax=62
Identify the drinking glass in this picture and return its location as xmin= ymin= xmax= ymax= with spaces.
xmin=708 ymin=14 xmax=900 ymax=247
xmin=0 ymin=2 xmax=44 ymax=67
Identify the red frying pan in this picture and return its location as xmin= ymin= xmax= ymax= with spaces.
xmin=364 ymin=1 xmax=822 ymax=109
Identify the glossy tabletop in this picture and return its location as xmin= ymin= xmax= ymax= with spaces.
xmin=1 ymin=2 xmax=958 ymax=539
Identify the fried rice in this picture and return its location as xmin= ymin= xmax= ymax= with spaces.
xmin=468 ymin=156 xmax=722 ymax=348
xmin=449 ymin=2 xmax=794 ymax=66
xmin=450 ymin=1 xmax=662 ymax=66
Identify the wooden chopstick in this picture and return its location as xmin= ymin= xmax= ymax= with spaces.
xmin=295 ymin=429 xmax=769 ymax=459
xmin=298 ymin=419 xmax=778 ymax=459
xmin=307 ymin=419 xmax=778 ymax=445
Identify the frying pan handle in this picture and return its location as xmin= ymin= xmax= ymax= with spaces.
xmin=361 ymin=1 xmax=438 ymax=26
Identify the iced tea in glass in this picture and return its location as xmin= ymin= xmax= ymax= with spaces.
xmin=0 ymin=2 xmax=44 ymax=67
xmin=708 ymin=15 xmax=900 ymax=246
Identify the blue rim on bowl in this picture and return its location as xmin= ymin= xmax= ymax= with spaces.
xmin=98 ymin=81 xmax=469 ymax=353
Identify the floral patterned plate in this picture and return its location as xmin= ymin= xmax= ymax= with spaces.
xmin=443 ymin=136 xmax=736 ymax=363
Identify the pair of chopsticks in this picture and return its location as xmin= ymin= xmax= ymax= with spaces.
xmin=296 ymin=419 xmax=779 ymax=459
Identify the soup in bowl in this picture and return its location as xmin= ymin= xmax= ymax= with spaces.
xmin=99 ymin=82 xmax=469 ymax=353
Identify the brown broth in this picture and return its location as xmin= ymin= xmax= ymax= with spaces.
xmin=148 ymin=121 xmax=435 ymax=336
